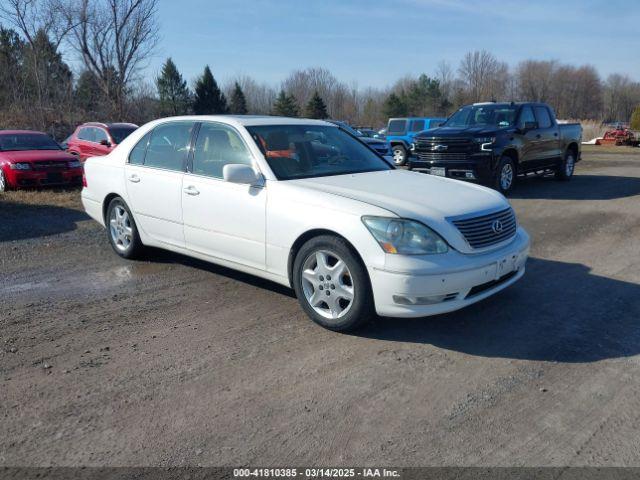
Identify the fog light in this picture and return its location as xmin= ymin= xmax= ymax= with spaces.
xmin=393 ymin=293 xmax=459 ymax=305
xmin=465 ymin=172 xmax=476 ymax=179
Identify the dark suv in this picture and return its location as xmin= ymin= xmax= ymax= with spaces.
xmin=410 ymin=102 xmax=582 ymax=193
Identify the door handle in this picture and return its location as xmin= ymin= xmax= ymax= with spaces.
xmin=128 ymin=174 xmax=140 ymax=183
xmin=183 ymin=185 xmax=200 ymax=196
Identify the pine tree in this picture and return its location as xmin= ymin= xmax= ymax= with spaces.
xmin=156 ymin=58 xmax=191 ymax=116
xmin=272 ymin=90 xmax=299 ymax=117
xmin=630 ymin=105 xmax=640 ymax=131
xmin=383 ymin=92 xmax=407 ymax=118
xmin=229 ymin=82 xmax=248 ymax=114
xmin=193 ymin=65 xmax=227 ymax=114
xmin=305 ymin=90 xmax=328 ymax=119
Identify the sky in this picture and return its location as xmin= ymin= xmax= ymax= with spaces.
xmin=152 ymin=0 xmax=640 ymax=89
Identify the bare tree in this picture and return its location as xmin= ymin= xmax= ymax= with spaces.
xmin=0 ymin=0 xmax=75 ymax=129
xmin=224 ymin=75 xmax=277 ymax=115
xmin=64 ymin=0 xmax=159 ymax=118
xmin=458 ymin=50 xmax=509 ymax=102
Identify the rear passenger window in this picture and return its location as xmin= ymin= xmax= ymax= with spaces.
xmin=128 ymin=132 xmax=151 ymax=165
xmin=192 ymin=123 xmax=253 ymax=178
xmin=410 ymin=120 xmax=425 ymax=132
xmin=534 ymin=107 xmax=552 ymax=129
xmin=144 ymin=122 xmax=195 ymax=171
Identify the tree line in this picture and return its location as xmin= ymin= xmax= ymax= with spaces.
xmin=1 ymin=0 xmax=639 ymax=141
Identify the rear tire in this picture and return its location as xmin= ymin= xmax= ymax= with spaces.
xmin=392 ymin=145 xmax=407 ymax=166
xmin=0 ymin=169 xmax=8 ymax=192
xmin=106 ymin=197 xmax=144 ymax=259
xmin=292 ymin=235 xmax=374 ymax=332
xmin=493 ymin=155 xmax=517 ymax=194
xmin=555 ymin=150 xmax=576 ymax=181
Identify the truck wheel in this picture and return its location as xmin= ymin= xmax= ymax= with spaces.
xmin=392 ymin=145 xmax=407 ymax=166
xmin=494 ymin=156 xmax=516 ymax=194
xmin=293 ymin=235 xmax=374 ymax=332
xmin=555 ymin=150 xmax=576 ymax=181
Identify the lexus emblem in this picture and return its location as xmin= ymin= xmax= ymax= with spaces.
xmin=492 ymin=220 xmax=504 ymax=234
xmin=431 ymin=144 xmax=448 ymax=151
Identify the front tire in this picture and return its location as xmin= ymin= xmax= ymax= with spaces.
xmin=494 ymin=156 xmax=516 ymax=194
xmin=292 ymin=235 xmax=374 ymax=332
xmin=106 ymin=197 xmax=144 ymax=259
xmin=392 ymin=145 xmax=407 ymax=166
xmin=555 ymin=150 xmax=576 ymax=181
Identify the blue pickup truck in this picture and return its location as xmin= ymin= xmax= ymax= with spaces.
xmin=385 ymin=117 xmax=447 ymax=165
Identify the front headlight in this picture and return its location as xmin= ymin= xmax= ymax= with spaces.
xmin=474 ymin=137 xmax=496 ymax=151
xmin=9 ymin=162 xmax=31 ymax=170
xmin=362 ymin=216 xmax=448 ymax=255
xmin=68 ymin=160 xmax=82 ymax=168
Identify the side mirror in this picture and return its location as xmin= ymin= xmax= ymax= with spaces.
xmin=99 ymin=139 xmax=111 ymax=147
xmin=523 ymin=121 xmax=538 ymax=131
xmin=223 ymin=164 xmax=262 ymax=185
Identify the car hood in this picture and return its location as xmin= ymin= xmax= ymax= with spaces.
xmin=360 ymin=137 xmax=388 ymax=146
xmin=291 ymin=170 xmax=510 ymax=253
xmin=1 ymin=149 xmax=75 ymax=163
xmin=296 ymin=166 xmax=505 ymax=215
xmin=418 ymin=126 xmax=510 ymax=137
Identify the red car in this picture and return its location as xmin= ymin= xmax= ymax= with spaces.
xmin=0 ymin=130 xmax=84 ymax=191
xmin=66 ymin=122 xmax=138 ymax=160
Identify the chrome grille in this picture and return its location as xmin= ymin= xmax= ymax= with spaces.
xmin=451 ymin=208 xmax=517 ymax=249
xmin=31 ymin=161 xmax=69 ymax=170
xmin=416 ymin=152 xmax=468 ymax=161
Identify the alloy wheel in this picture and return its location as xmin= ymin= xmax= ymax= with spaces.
xmin=501 ymin=163 xmax=514 ymax=191
xmin=301 ymin=250 xmax=354 ymax=320
xmin=565 ymin=154 xmax=575 ymax=177
xmin=393 ymin=148 xmax=405 ymax=165
xmin=0 ymin=170 xmax=6 ymax=192
xmin=109 ymin=204 xmax=133 ymax=252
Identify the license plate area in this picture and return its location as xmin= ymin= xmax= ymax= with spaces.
xmin=495 ymin=254 xmax=518 ymax=279
xmin=46 ymin=172 xmax=63 ymax=183
xmin=430 ymin=167 xmax=446 ymax=177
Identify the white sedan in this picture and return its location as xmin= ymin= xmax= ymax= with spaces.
xmin=81 ymin=116 xmax=530 ymax=331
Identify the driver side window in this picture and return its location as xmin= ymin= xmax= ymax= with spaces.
xmin=192 ymin=123 xmax=253 ymax=179
xmin=518 ymin=107 xmax=536 ymax=129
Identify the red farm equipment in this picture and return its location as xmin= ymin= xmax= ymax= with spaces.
xmin=596 ymin=124 xmax=639 ymax=146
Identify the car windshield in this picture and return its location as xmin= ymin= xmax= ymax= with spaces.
xmin=247 ymin=125 xmax=393 ymax=180
xmin=0 ymin=133 xmax=61 ymax=151
xmin=444 ymin=105 xmax=518 ymax=128
xmin=109 ymin=126 xmax=137 ymax=144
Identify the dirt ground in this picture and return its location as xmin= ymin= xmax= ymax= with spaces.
xmin=2 ymin=145 xmax=640 ymax=467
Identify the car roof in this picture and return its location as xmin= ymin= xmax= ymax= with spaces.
xmin=388 ymin=117 xmax=446 ymax=121
xmin=80 ymin=122 xmax=139 ymax=129
xmin=0 ymin=129 xmax=48 ymax=136
xmin=146 ymin=115 xmax=336 ymax=129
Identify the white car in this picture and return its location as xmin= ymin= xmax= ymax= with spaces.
xmin=81 ymin=116 xmax=530 ymax=331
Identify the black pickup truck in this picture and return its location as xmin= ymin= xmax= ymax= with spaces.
xmin=409 ymin=102 xmax=582 ymax=193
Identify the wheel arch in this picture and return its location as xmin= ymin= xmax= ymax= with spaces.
xmin=500 ymin=148 xmax=519 ymax=171
xmin=102 ymin=192 xmax=124 ymax=223
xmin=389 ymin=140 xmax=409 ymax=149
xmin=287 ymin=228 xmax=369 ymax=288
xmin=566 ymin=142 xmax=579 ymax=158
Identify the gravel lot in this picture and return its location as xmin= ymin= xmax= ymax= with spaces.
xmin=2 ymin=145 xmax=640 ymax=467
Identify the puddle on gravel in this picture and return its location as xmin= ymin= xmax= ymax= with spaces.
xmin=2 ymin=263 xmax=161 ymax=297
